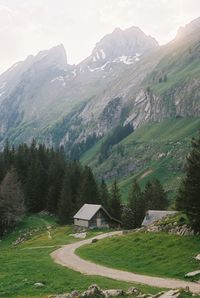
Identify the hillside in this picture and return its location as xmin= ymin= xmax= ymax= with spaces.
xmin=81 ymin=118 xmax=200 ymax=200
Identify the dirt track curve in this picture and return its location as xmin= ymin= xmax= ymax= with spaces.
xmin=51 ymin=231 xmax=200 ymax=294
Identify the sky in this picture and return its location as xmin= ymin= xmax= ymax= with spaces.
xmin=0 ymin=0 xmax=200 ymax=73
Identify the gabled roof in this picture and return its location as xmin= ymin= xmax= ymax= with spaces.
xmin=73 ymin=204 xmax=102 ymax=220
xmin=73 ymin=203 xmax=121 ymax=224
xmin=142 ymin=210 xmax=178 ymax=226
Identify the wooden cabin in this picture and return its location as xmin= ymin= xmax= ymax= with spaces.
xmin=73 ymin=204 xmax=121 ymax=229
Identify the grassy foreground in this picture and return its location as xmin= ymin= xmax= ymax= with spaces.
xmin=0 ymin=215 xmax=161 ymax=298
xmin=76 ymin=231 xmax=200 ymax=280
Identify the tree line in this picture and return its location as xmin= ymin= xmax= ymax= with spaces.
xmin=0 ymin=138 xmax=167 ymax=235
xmin=0 ymin=140 xmax=102 ymax=235
xmin=0 ymin=140 xmax=127 ymax=235
xmin=121 ymin=178 xmax=167 ymax=229
xmin=0 ymin=131 xmax=199 ymax=236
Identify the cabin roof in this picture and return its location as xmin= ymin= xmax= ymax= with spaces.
xmin=73 ymin=203 xmax=121 ymax=224
xmin=142 ymin=210 xmax=178 ymax=226
xmin=73 ymin=204 xmax=102 ymax=220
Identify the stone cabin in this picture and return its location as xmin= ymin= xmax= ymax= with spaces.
xmin=73 ymin=204 xmax=121 ymax=229
xmin=142 ymin=210 xmax=178 ymax=226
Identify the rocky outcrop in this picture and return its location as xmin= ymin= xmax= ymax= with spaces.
xmin=49 ymin=284 xmax=192 ymax=298
xmin=145 ymin=223 xmax=194 ymax=236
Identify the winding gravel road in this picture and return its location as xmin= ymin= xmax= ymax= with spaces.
xmin=51 ymin=231 xmax=200 ymax=294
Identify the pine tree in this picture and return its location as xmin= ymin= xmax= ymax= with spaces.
xmin=68 ymin=161 xmax=82 ymax=212
xmin=109 ymin=180 xmax=121 ymax=220
xmin=128 ymin=179 xmax=145 ymax=228
xmin=143 ymin=179 xmax=167 ymax=210
xmin=3 ymin=139 xmax=14 ymax=169
xmin=99 ymin=179 xmax=110 ymax=210
xmin=121 ymin=206 xmax=135 ymax=229
xmin=0 ymin=168 xmax=25 ymax=235
xmin=79 ymin=166 xmax=99 ymax=206
xmin=46 ymin=157 xmax=65 ymax=212
xmin=25 ymin=160 xmax=47 ymax=212
xmin=58 ymin=173 xmax=73 ymax=224
xmin=176 ymin=134 xmax=200 ymax=233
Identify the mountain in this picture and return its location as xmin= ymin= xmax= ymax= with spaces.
xmin=0 ymin=18 xmax=200 ymax=199
xmin=80 ymin=26 xmax=158 ymax=71
xmin=0 ymin=26 xmax=159 ymax=147
xmin=79 ymin=18 xmax=200 ymax=198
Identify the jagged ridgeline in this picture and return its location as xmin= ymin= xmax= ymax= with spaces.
xmin=0 ymin=18 xmax=200 ymax=198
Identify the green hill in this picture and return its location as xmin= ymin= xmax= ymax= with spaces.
xmin=81 ymin=118 xmax=200 ymax=201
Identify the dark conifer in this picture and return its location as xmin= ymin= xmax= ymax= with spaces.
xmin=176 ymin=134 xmax=200 ymax=233
xmin=58 ymin=172 xmax=73 ymax=224
xmin=0 ymin=168 xmax=25 ymax=235
xmin=99 ymin=179 xmax=110 ymax=210
xmin=121 ymin=206 xmax=135 ymax=229
xmin=79 ymin=166 xmax=99 ymax=206
xmin=109 ymin=180 xmax=121 ymax=220
xmin=128 ymin=179 xmax=145 ymax=228
xmin=143 ymin=179 xmax=167 ymax=210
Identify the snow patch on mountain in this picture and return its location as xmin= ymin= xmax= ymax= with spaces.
xmin=51 ymin=76 xmax=66 ymax=86
xmin=100 ymin=49 xmax=106 ymax=59
xmin=88 ymin=61 xmax=111 ymax=72
xmin=71 ymin=69 xmax=77 ymax=78
xmin=96 ymin=52 xmax=100 ymax=60
xmin=113 ymin=54 xmax=141 ymax=65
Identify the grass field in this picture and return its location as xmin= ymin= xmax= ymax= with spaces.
xmin=0 ymin=215 xmax=161 ymax=298
xmin=76 ymin=231 xmax=200 ymax=280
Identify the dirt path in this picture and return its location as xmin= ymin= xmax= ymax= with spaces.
xmin=51 ymin=231 xmax=200 ymax=294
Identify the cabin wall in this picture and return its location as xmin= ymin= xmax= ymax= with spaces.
xmin=89 ymin=210 xmax=110 ymax=228
xmin=74 ymin=218 xmax=89 ymax=227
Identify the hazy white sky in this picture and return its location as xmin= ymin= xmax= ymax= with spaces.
xmin=0 ymin=0 xmax=200 ymax=73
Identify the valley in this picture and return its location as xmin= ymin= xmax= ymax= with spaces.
xmin=0 ymin=10 xmax=200 ymax=298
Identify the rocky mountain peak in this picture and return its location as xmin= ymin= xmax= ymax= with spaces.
xmin=80 ymin=26 xmax=159 ymax=72
xmin=34 ymin=44 xmax=68 ymax=69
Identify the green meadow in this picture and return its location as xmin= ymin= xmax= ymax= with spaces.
xmin=77 ymin=231 xmax=200 ymax=280
xmin=0 ymin=215 xmax=161 ymax=298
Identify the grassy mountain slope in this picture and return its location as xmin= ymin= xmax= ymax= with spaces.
xmin=80 ymin=28 xmax=200 ymax=201
xmin=81 ymin=118 xmax=200 ymax=201
xmin=142 ymin=31 xmax=200 ymax=115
